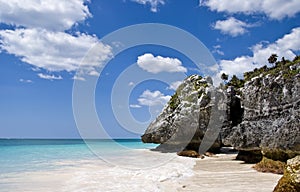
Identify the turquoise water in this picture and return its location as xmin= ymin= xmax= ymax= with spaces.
xmin=0 ymin=139 xmax=158 ymax=174
xmin=0 ymin=139 xmax=195 ymax=192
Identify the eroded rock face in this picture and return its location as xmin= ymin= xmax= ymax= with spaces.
xmin=141 ymin=75 xmax=227 ymax=152
xmin=142 ymin=62 xmax=300 ymax=158
xmin=223 ymin=63 xmax=300 ymax=160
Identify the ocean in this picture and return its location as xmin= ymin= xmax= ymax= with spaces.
xmin=0 ymin=139 xmax=195 ymax=192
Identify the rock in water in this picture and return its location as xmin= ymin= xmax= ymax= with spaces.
xmin=141 ymin=75 xmax=227 ymax=153
xmin=223 ymin=62 xmax=300 ymax=161
xmin=274 ymin=155 xmax=300 ymax=192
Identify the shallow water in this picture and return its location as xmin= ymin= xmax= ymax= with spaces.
xmin=0 ymin=139 xmax=195 ymax=192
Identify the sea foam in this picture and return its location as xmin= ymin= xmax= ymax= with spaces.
xmin=63 ymin=151 xmax=196 ymax=192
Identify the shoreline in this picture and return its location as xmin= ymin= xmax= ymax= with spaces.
xmin=0 ymin=147 xmax=282 ymax=192
xmin=177 ymin=152 xmax=281 ymax=192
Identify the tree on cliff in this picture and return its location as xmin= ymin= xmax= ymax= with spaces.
xmin=228 ymin=75 xmax=244 ymax=88
xmin=268 ymin=54 xmax=278 ymax=65
xmin=221 ymin=73 xmax=229 ymax=83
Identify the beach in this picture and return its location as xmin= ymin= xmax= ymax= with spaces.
xmin=178 ymin=153 xmax=282 ymax=192
xmin=0 ymin=140 xmax=281 ymax=192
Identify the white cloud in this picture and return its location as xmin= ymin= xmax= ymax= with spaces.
xmin=131 ymin=0 xmax=165 ymax=12
xmin=219 ymin=27 xmax=300 ymax=77
xmin=0 ymin=28 xmax=113 ymax=74
xmin=73 ymin=75 xmax=85 ymax=81
xmin=213 ymin=17 xmax=251 ymax=37
xmin=213 ymin=49 xmax=225 ymax=56
xmin=212 ymin=45 xmax=224 ymax=55
xmin=128 ymin=82 xmax=135 ymax=86
xmin=19 ymin=79 xmax=33 ymax=83
xmin=38 ymin=73 xmax=62 ymax=80
xmin=137 ymin=53 xmax=187 ymax=74
xmin=219 ymin=57 xmax=257 ymax=78
xmin=138 ymin=90 xmax=171 ymax=106
xmin=0 ymin=0 xmax=107 ymax=80
xmin=202 ymin=0 xmax=300 ymax=20
xmin=0 ymin=0 xmax=91 ymax=31
xmin=88 ymin=71 xmax=100 ymax=76
xmin=167 ymin=81 xmax=182 ymax=91
xmin=129 ymin=104 xmax=142 ymax=108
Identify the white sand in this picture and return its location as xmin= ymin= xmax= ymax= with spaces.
xmin=177 ymin=153 xmax=282 ymax=192
xmin=0 ymin=151 xmax=282 ymax=192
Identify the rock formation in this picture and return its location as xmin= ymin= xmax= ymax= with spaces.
xmin=142 ymin=57 xmax=300 ymax=161
xmin=141 ymin=75 xmax=227 ymax=153
xmin=223 ymin=61 xmax=300 ymax=161
xmin=274 ymin=155 xmax=300 ymax=192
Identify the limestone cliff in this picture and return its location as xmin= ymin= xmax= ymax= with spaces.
xmin=142 ymin=57 xmax=300 ymax=158
xmin=223 ymin=61 xmax=300 ymax=161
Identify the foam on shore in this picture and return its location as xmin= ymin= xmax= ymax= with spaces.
xmin=0 ymin=149 xmax=282 ymax=192
xmin=0 ymin=149 xmax=196 ymax=192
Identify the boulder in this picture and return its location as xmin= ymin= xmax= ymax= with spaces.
xmin=274 ymin=155 xmax=300 ymax=192
xmin=177 ymin=150 xmax=203 ymax=158
xmin=236 ymin=150 xmax=263 ymax=163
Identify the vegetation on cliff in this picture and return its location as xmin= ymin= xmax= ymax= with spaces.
xmin=244 ymin=55 xmax=300 ymax=81
xmin=169 ymin=92 xmax=179 ymax=111
xmin=222 ymin=55 xmax=300 ymax=92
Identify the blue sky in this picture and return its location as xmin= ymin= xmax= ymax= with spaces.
xmin=0 ymin=0 xmax=300 ymax=138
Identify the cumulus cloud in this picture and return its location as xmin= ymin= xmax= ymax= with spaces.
xmin=0 ymin=28 xmax=112 ymax=73
xmin=202 ymin=0 xmax=300 ymax=20
xmin=137 ymin=53 xmax=187 ymax=74
xmin=0 ymin=0 xmax=91 ymax=31
xmin=167 ymin=81 xmax=182 ymax=90
xmin=219 ymin=27 xmax=300 ymax=77
xmin=38 ymin=73 xmax=62 ymax=80
xmin=0 ymin=0 xmax=111 ymax=80
xmin=131 ymin=0 xmax=165 ymax=12
xmin=138 ymin=90 xmax=171 ymax=106
xmin=213 ymin=17 xmax=252 ymax=37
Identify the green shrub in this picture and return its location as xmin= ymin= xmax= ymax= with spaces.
xmin=169 ymin=92 xmax=179 ymax=111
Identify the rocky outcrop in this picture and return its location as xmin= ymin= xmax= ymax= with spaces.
xmin=141 ymin=75 xmax=227 ymax=153
xmin=223 ymin=62 xmax=300 ymax=161
xmin=142 ymin=58 xmax=300 ymax=160
xmin=274 ymin=155 xmax=300 ymax=192
xmin=253 ymin=157 xmax=285 ymax=174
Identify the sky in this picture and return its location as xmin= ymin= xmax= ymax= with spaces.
xmin=0 ymin=0 xmax=300 ymax=139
